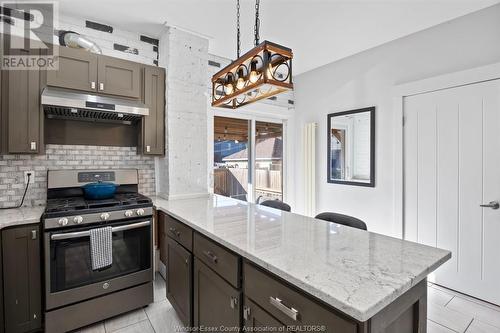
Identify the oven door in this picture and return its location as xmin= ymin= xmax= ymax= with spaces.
xmin=44 ymin=218 xmax=153 ymax=310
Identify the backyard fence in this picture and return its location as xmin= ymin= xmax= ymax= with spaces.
xmin=214 ymin=168 xmax=282 ymax=200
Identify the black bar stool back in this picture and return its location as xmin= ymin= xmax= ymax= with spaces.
xmin=260 ymin=200 xmax=291 ymax=212
xmin=315 ymin=212 xmax=367 ymax=230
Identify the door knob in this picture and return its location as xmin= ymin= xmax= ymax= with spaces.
xmin=480 ymin=201 xmax=499 ymax=210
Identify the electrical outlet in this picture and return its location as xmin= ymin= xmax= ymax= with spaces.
xmin=24 ymin=171 xmax=35 ymax=184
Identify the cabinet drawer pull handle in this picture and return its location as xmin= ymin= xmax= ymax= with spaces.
xmin=99 ymin=82 xmax=104 ymax=90
xmin=91 ymin=81 xmax=96 ymax=89
xmin=169 ymin=227 xmax=180 ymax=237
xmin=230 ymin=296 xmax=238 ymax=309
xmin=203 ymin=250 xmax=218 ymax=264
xmin=243 ymin=306 xmax=251 ymax=320
xmin=269 ymin=296 xmax=299 ymax=321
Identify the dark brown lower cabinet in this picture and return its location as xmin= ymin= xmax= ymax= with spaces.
xmin=0 ymin=232 xmax=3 ymax=333
xmin=243 ymin=297 xmax=285 ymax=332
xmin=2 ymin=225 xmax=42 ymax=333
xmin=194 ymin=258 xmax=241 ymax=331
xmin=158 ymin=211 xmax=167 ymax=265
xmin=166 ymin=237 xmax=193 ymax=327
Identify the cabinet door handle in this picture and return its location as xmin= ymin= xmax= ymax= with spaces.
xmin=91 ymin=81 xmax=96 ymax=89
xmin=203 ymin=250 xmax=218 ymax=264
xmin=31 ymin=230 xmax=37 ymax=240
xmin=269 ymin=296 xmax=299 ymax=321
xmin=169 ymin=227 xmax=180 ymax=238
xmin=243 ymin=306 xmax=251 ymax=320
xmin=30 ymin=141 xmax=37 ymax=151
xmin=146 ymin=145 xmax=151 ymax=153
xmin=99 ymin=82 xmax=104 ymax=90
xmin=230 ymin=296 xmax=238 ymax=309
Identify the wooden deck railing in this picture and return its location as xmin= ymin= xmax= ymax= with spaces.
xmin=214 ymin=168 xmax=282 ymax=200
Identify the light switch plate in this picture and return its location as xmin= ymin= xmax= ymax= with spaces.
xmin=24 ymin=171 xmax=35 ymax=184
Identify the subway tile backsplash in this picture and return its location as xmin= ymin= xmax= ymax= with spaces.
xmin=0 ymin=145 xmax=155 ymax=208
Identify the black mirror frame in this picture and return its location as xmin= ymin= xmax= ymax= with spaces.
xmin=326 ymin=106 xmax=375 ymax=187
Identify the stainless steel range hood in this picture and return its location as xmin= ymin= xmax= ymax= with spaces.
xmin=41 ymin=87 xmax=149 ymax=125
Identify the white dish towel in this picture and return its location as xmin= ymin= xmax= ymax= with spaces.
xmin=90 ymin=226 xmax=113 ymax=270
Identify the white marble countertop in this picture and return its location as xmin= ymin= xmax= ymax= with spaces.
xmin=0 ymin=206 xmax=45 ymax=230
xmin=152 ymin=194 xmax=450 ymax=322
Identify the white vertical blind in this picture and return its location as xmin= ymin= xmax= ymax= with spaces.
xmin=303 ymin=123 xmax=317 ymax=216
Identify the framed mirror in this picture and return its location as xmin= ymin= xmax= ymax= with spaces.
xmin=327 ymin=107 xmax=375 ymax=187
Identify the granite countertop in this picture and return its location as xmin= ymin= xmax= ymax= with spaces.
xmin=0 ymin=206 xmax=45 ymax=230
xmin=152 ymin=194 xmax=450 ymax=322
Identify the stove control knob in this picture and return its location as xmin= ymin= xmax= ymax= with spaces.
xmin=136 ymin=208 xmax=145 ymax=216
xmin=73 ymin=216 xmax=84 ymax=224
xmin=100 ymin=213 xmax=110 ymax=221
xmin=58 ymin=218 xmax=68 ymax=226
xmin=124 ymin=210 xmax=134 ymax=217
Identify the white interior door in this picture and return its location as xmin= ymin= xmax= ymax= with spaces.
xmin=404 ymin=79 xmax=500 ymax=305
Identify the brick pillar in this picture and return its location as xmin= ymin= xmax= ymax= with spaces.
xmin=157 ymin=27 xmax=209 ymax=199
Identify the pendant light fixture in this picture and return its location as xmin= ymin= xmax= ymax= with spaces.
xmin=211 ymin=0 xmax=293 ymax=109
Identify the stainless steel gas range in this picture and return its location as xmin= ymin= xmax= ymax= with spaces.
xmin=42 ymin=169 xmax=154 ymax=333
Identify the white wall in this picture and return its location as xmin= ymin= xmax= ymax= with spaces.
xmin=293 ymin=4 xmax=500 ymax=236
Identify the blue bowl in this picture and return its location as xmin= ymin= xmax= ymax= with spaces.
xmin=82 ymin=182 xmax=118 ymax=200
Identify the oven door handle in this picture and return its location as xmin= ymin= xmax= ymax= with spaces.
xmin=50 ymin=220 xmax=151 ymax=240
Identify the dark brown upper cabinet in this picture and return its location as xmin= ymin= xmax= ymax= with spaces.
xmin=98 ymin=55 xmax=141 ymax=99
xmin=46 ymin=46 xmax=98 ymax=92
xmin=141 ymin=65 xmax=165 ymax=155
xmin=166 ymin=237 xmax=193 ymax=327
xmin=2 ymin=225 xmax=42 ymax=333
xmin=194 ymin=258 xmax=241 ymax=330
xmin=1 ymin=49 xmax=42 ymax=154
xmin=47 ymin=46 xmax=141 ymax=99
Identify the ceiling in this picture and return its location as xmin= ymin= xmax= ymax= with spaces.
xmin=58 ymin=0 xmax=500 ymax=74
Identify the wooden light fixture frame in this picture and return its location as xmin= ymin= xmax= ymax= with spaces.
xmin=211 ymin=41 xmax=293 ymax=109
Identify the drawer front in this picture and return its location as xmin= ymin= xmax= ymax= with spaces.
xmin=243 ymin=297 xmax=285 ymax=331
xmin=165 ymin=214 xmax=193 ymax=251
xmin=243 ymin=262 xmax=357 ymax=333
xmin=193 ymin=233 xmax=240 ymax=288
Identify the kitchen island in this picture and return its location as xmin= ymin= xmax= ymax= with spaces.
xmin=153 ymin=194 xmax=450 ymax=332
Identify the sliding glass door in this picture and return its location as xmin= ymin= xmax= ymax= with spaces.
xmin=255 ymin=121 xmax=283 ymax=202
xmin=213 ymin=117 xmax=251 ymax=201
xmin=213 ymin=116 xmax=283 ymax=202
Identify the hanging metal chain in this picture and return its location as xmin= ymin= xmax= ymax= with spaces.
xmin=254 ymin=0 xmax=260 ymax=46
xmin=236 ymin=0 xmax=241 ymax=57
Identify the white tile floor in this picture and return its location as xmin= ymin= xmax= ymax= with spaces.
xmin=428 ymin=282 xmax=500 ymax=333
xmin=74 ymin=275 xmax=500 ymax=333
xmin=73 ymin=273 xmax=183 ymax=333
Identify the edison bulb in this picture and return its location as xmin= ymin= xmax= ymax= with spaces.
xmin=226 ymin=83 xmax=234 ymax=94
xmin=236 ymin=77 xmax=245 ymax=90
xmin=249 ymin=71 xmax=259 ymax=84
xmin=266 ymin=65 xmax=274 ymax=79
